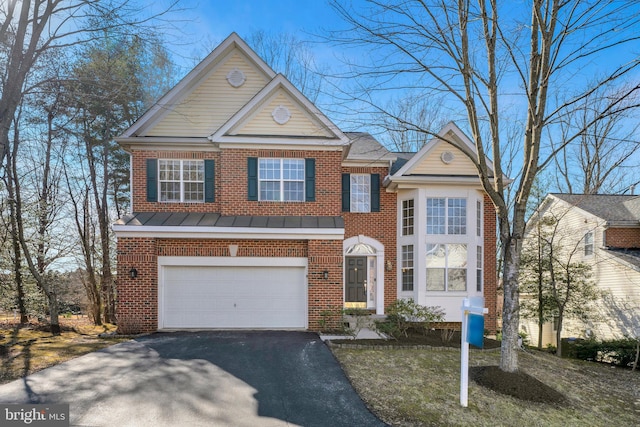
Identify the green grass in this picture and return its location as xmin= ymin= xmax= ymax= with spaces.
xmin=331 ymin=346 xmax=640 ymax=427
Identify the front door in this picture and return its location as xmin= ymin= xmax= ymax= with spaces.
xmin=346 ymin=256 xmax=367 ymax=305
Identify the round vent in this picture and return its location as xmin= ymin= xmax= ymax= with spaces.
xmin=272 ymin=105 xmax=291 ymax=125
xmin=226 ymin=68 xmax=246 ymax=88
xmin=441 ymin=151 xmax=455 ymax=164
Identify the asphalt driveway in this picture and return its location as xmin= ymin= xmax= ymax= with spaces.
xmin=0 ymin=331 xmax=386 ymax=426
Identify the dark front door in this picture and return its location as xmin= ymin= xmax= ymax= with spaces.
xmin=346 ymin=257 xmax=367 ymax=303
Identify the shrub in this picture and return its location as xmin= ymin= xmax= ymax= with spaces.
xmin=573 ymin=337 xmax=639 ymax=367
xmin=374 ymin=299 xmax=444 ymax=339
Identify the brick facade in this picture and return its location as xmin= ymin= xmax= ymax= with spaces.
xmin=342 ymin=166 xmax=398 ymax=308
xmin=605 ymin=227 xmax=640 ymax=248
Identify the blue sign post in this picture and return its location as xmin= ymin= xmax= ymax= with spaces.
xmin=460 ymin=297 xmax=488 ymax=407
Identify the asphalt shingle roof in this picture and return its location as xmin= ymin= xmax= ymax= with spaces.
xmin=551 ymin=193 xmax=640 ymax=225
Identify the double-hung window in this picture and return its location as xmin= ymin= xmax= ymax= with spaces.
xmin=401 ymin=245 xmax=414 ymax=291
xmin=402 ymin=199 xmax=414 ymax=235
xmin=259 ymin=158 xmax=305 ymax=201
xmin=584 ymin=231 xmax=594 ymax=256
xmin=158 ymin=160 xmax=204 ymax=202
xmin=426 ymin=243 xmax=467 ymax=291
xmin=350 ymin=174 xmax=371 ymax=212
xmin=427 ymin=197 xmax=467 ymax=235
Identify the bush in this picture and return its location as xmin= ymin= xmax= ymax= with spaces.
xmin=374 ymin=299 xmax=444 ymax=339
xmin=573 ymin=337 xmax=639 ymax=367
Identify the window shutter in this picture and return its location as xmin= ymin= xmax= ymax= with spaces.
xmin=342 ymin=173 xmax=351 ymax=212
xmin=305 ymin=158 xmax=315 ymax=202
xmin=247 ymin=157 xmax=258 ymax=201
xmin=371 ymin=173 xmax=380 ymax=212
xmin=146 ymin=159 xmax=157 ymax=202
xmin=204 ymin=159 xmax=215 ymax=202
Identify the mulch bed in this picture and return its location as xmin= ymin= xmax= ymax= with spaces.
xmin=471 ymin=365 xmax=567 ymax=404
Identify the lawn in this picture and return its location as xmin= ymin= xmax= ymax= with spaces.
xmin=0 ymin=317 xmax=128 ymax=385
xmin=331 ymin=345 xmax=640 ymax=427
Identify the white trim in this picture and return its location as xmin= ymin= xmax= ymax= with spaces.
xmin=215 ymin=136 xmax=346 ymax=146
xmin=217 ymin=142 xmax=344 ymax=150
xmin=344 ymin=235 xmax=385 ymax=315
xmin=112 ymin=226 xmax=344 ymax=240
xmin=159 ymin=256 xmax=307 ymax=267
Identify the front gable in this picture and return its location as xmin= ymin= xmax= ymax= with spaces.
xmin=120 ymin=33 xmax=276 ymax=139
xmin=211 ymin=75 xmax=348 ymax=145
xmin=146 ymin=50 xmax=272 ymax=138
xmin=386 ymin=122 xmax=493 ymax=189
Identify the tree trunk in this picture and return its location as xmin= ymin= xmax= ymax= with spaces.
xmin=500 ymin=239 xmax=521 ymax=372
xmin=555 ymin=316 xmax=564 ymax=357
xmin=5 ymin=149 xmax=28 ymax=324
xmin=45 ymin=288 xmax=61 ymax=336
xmin=633 ymin=339 xmax=639 ymax=372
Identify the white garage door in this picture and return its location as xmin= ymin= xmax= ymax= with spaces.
xmin=160 ymin=263 xmax=307 ymax=329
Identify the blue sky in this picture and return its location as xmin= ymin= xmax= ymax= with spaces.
xmin=171 ymin=0 xmax=348 ymax=66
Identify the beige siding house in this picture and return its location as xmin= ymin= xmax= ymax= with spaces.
xmin=521 ymin=193 xmax=640 ymax=346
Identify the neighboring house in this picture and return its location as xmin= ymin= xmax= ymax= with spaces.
xmin=112 ymin=33 xmax=498 ymax=333
xmin=522 ymin=193 xmax=640 ymax=346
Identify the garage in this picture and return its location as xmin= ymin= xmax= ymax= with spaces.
xmin=159 ymin=257 xmax=307 ymax=329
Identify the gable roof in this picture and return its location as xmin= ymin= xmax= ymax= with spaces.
xmin=210 ymin=74 xmax=348 ymax=145
xmin=550 ymin=193 xmax=640 ymax=226
xmin=384 ymin=122 xmax=495 ymax=188
xmin=116 ymin=32 xmax=348 ymax=149
xmin=120 ymin=33 xmax=276 ymax=139
xmin=343 ymin=132 xmax=396 ymax=165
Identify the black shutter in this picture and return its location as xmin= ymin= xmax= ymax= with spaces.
xmin=305 ymin=158 xmax=315 ymax=202
xmin=247 ymin=157 xmax=258 ymax=201
xmin=204 ymin=159 xmax=215 ymax=202
xmin=146 ymin=159 xmax=157 ymax=202
xmin=342 ymin=173 xmax=350 ymax=212
xmin=371 ymin=173 xmax=380 ymax=212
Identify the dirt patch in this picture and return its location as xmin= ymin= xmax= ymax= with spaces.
xmin=0 ymin=317 xmax=127 ymax=385
xmin=471 ymin=365 xmax=567 ymax=404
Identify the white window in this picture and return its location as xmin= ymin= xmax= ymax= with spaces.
xmin=402 ymin=245 xmax=414 ymax=291
xmin=476 ymin=200 xmax=482 ymax=237
xmin=427 ymin=197 xmax=467 ymax=235
xmin=584 ymin=231 xmax=594 ymax=256
xmin=476 ymin=246 xmax=483 ymax=292
xmin=426 ymin=243 xmax=467 ymax=291
xmin=350 ymin=174 xmax=371 ymax=212
xmin=259 ymin=158 xmax=304 ymax=201
xmin=402 ymin=199 xmax=414 ymax=236
xmin=159 ymin=160 xmax=204 ymax=202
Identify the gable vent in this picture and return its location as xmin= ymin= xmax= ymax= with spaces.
xmin=272 ymin=105 xmax=291 ymax=125
xmin=226 ymin=68 xmax=246 ymax=88
xmin=441 ymin=151 xmax=455 ymax=164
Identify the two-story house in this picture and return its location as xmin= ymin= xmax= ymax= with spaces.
xmin=522 ymin=193 xmax=640 ymax=345
xmin=113 ymin=33 xmax=498 ymax=333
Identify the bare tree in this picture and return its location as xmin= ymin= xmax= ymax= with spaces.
xmin=0 ymin=0 xmax=180 ymax=170
xmin=246 ymin=30 xmax=326 ymax=103
xmin=328 ymin=0 xmax=640 ymax=372
xmin=552 ymin=82 xmax=640 ymax=194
